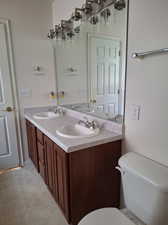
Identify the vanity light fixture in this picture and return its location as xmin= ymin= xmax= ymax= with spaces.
xmin=114 ymin=0 xmax=126 ymax=10
xmin=71 ymin=9 xmax=83 ymax=21
xmin=47 ymin=0 xmax=126 ymax=40
xmin=74 ymin=26 xmax=80 ymax=34
xmin=90 ymin=16 xmax=99 ymax=25
xmin=47 ymin=29 xmax=55 ymax=39
xmin=100 ymin=8 xmax=111 ymax=24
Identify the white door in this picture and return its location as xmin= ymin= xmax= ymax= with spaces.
xmin=89 ymin=35 xmax=120 ymax=119
xmin=0 ymin=23 xmax=19 ymax=170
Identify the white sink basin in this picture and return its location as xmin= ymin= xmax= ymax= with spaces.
xmin=33 ymin=112 xmax=59 ymax=120
xmin=56 ymin=124 xmax=100 ymax=139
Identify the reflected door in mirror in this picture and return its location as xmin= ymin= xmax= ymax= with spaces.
xmin=89 ymin=35 xmax=120 ymax=119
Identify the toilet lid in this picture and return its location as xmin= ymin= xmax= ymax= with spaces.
xmin=78 ymin=208 xmax=135 ymax=225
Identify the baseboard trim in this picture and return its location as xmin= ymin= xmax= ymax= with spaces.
xmin=0 ymin=166 xmax=22 ymax=175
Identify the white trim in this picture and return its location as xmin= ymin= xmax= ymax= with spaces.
xmin=87 ymin=32 xmax=122 ymax=42
xmin=0 ymin=71 xmax=5 ymax=105
xmin=0 ymin=18 xmax=24 ymax=166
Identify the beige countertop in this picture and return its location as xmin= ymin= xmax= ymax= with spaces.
xmin=25 ymin=107 xmax=123 ymax=153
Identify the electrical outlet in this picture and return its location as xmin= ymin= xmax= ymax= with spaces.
xmin=131 ymin=105 xmax=141 ymax=120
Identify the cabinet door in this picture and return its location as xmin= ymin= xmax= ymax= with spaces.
xmin=36 ymin=128 xmax=44 ymax=145
xmin=37 ymin=141 xmax=45 ymax=179
xmin=31 ymin=124 xmax=38 ymax=171
xmin=44 ymin=136 xmax=59 ymax=203
xmin=55 ymin=144 xmax=70 ymax=223
xmin=26 ymin=120 xmax=33 ymax=160
xmin=52 ymin=148 xmax=59 ymax=203
xmin=69 ymin=141 xmax=121 ymax=225
xmin=44 ymin=136 xmax=54 ymax=192
xmin=26 ymin=120 xmax=38 ymax=171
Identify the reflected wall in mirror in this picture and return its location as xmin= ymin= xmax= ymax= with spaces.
xmin=54 ymin=0 xmax=128 ymax=123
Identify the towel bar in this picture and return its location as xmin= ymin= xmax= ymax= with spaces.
xmin=132 ymin=48 xmax=168 ymax=58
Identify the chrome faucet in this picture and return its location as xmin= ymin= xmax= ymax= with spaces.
xmin=78 ymin=117 xmax=98 ymax=130
xmin=48 ymin=106 xmax=58 ymax=113
xmin=57 ymin=107 xmax=65 ymax=116
xmin=48 ymin=106 xmax=65 ymax=116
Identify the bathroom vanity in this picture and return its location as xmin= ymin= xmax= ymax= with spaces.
xmin=25 ymin=108 xmax=122 ymax=225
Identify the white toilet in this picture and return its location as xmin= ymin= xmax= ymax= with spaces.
xmin=78 ymin=152 xmax=168 ymax=225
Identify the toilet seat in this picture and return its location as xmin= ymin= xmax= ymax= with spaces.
xmin=78 ymin=208 xmax=135 ymax=225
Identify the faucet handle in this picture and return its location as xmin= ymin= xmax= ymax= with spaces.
xmin=57 ymin=107 xmax=65 ymax=116
xmin=90 ymin=120 xmax=98 ymax=129
xmin=86 ymin=118 xmax=98 ymax=130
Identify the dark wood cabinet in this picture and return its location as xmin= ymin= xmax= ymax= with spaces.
xmin=26 ymin=120 xmax=39 ymax=171
xmin=68 ymin=142 xmax=121 ymax=225
xmin=55 ymin=144 xmax=70 ymax=222
xmin=38 ymin=142 xmax=45 ymax=179
xmin=36 ymin=129 xmax=44 ymax=145
xmin=26 ymin=119 xmax=121 ymax=225
xmin=52 ymin=146 xmax=59 ymax=203
xmin=36 ymin=130 xmax=46 ymax=180
xmin=44 ymin=136 xmax=54 ymax=191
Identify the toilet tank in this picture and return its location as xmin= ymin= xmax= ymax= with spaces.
xmin=119 ymin=153 xmax=168 ymax=225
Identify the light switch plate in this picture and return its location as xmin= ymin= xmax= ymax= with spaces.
xmin=131 ymin=105 xmax=141 ymax=120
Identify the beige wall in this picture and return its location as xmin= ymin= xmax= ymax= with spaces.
xmin=0 ymin=0 xmax=56 ymax=159
xmin=52 ymin=0 xmax=85 ymax=25
xmin=0 ymin=0 xmax=56 ymax=108
xmin=124 ymin=0 xmax=168 ymax=167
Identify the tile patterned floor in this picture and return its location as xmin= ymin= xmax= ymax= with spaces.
xmin=0 ymin=160 xmax=147 ymax=225
xmin=0 ymin=160 xmax=68 ymax=225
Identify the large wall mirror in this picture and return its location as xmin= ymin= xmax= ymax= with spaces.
xmin=53 ymin=0 xmax=128 ymax=124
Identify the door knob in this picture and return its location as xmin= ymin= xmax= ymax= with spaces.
xmin=6 ymin=107 xmax=13 ymax=112
xmin=90 ymin=99 xmax=97 ymax=103
xmin=0 ymin=107 xmax=14 ymax=112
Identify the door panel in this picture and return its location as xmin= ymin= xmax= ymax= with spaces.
xmin=37 ymin=142 xmax=44 ymax=164
xmin=44 ymin=136 xmax=54 ymax=191
xmin=97 ymin=63 xmax=105 ymax=95
xmin=56 ymin=145 xmax=70 ymax=222
xmin=26 ymin=121 xmax=38 ymax=170
xmin=109 ymin=63 xmax=117 ymax=94
xmin=0 ymin=23 xmax=19 ymax=170
xmin=0 ymin=112 xmax=19 ymax=169
xmin=44 ymin=136 xmax=59 ymax=203
xmin=0 ymin=76 xmax=4 ymax=103
xmin=31 ymin=125 xmax=38 ymax=170
xmin=57 ymin=152 xmax=65 ymax=210
xmin=36 ymin=129 xmax=44 ymax=145
xmin=0 ymin=116 xmax=10 ymax=156
xmin=52 ymin=148 xmax=59 ymax=202
xmin=26 ymin=120 xmax=33 ymax=160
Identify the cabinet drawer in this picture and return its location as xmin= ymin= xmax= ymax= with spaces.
xmin=38 ymin=142 xmax=44 ymax=164
xmin=37 ymin=129 xmax=44 ymax=145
